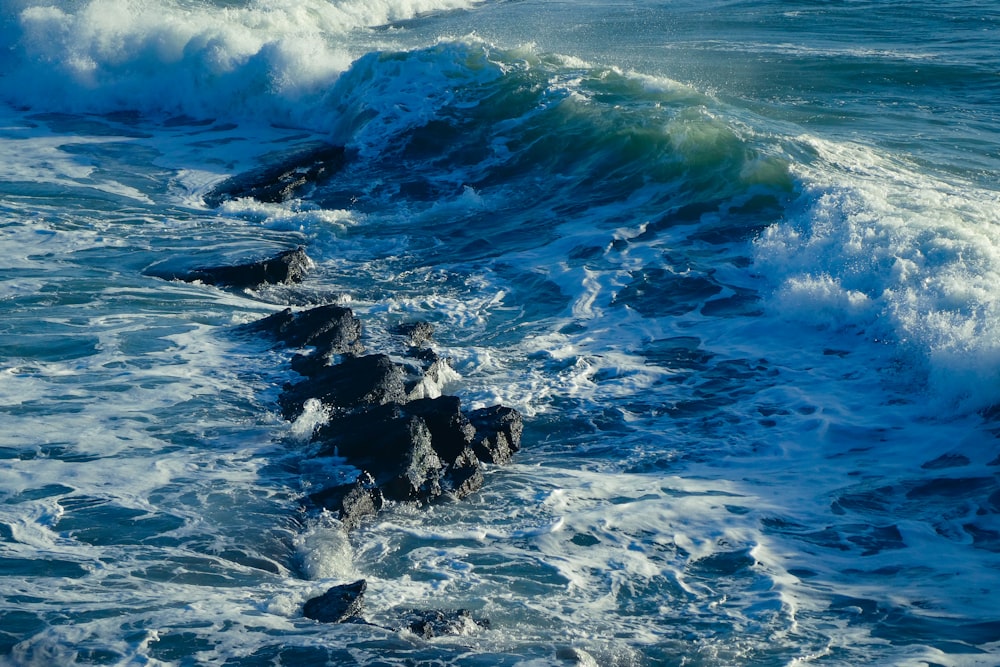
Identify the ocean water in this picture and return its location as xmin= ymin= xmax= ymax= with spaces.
xmin=1 ymin=0 xmax=999 ymax=665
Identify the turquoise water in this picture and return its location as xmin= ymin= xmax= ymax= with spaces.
xmin=1 ymin=1 xmax=999 ymax=664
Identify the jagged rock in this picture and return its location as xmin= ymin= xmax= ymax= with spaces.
xmin=280 ymin=354 xmax=406 ymax=420
xmin=308 ymin=471 xmax=384 ymax=530
xmin=246 ymin=304 xmax=363 ymax=359
xmin=469 ymin=405 xmax=523 ymax=465
xmin=399 ymin=609 xmax=490 ymax=638
xmin=404 ymin=349 xmax=458 ymax=401
xmin=394 ymin=321 xmax=435 ymax=348
xmin=403 ymin=396 xmax=476 ymax=463
xmin=315 ymin=409 xmax=445 ymax=503
xmin=205 ymin=143 xmax=347 ymax=206
xmin=303 ymin=579 xmax=367 ymax=623
xmin=447 ymin=447 xmax=484 ymax=499
xmin=383 ymin=417 xmax=444 ymax=502
xmin=147 ymin=247 xmax=311 ymax=289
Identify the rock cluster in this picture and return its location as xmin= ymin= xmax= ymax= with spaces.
xmin=193 ymin=244 xmax=524 ymax=631
xmin=243 ymin=296 xmax=523 ymax=531
xmin=156 ymin=153 xmax=516 ymax=633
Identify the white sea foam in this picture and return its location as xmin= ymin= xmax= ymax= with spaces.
xmin=755 ymin=136 xmax=1000 ymax=412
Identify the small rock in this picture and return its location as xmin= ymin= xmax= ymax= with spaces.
xmin=308 ymin=471 xmax=384 ymax=531
xmin=303 ymin=579 xmax=367 ymax=623
xmin=469 ymin=405 xmax=523 ymax=465
xmin=394 ymin=321 xmax=435 ymax=348
xmin=446 ymin=447 xmax=484 ymax=499
xmin=147 ymin=247 xmax=311 ymax=289
xmin=399 ymin=609 xmax=490 ymax=638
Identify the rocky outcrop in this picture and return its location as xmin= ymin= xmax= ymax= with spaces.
xmin=193 ymin=241 xmax=521 ymax=634
xmin=303 ymin=579 xmax=367 ymax=623
xmin=204 ymin=143 xmax=347 ymax=207
xmin=246 ymin=303 xmax=364 ymax=359
xmin=241 ymin=299 xmax=522 ymax=515
xmin=399 ymin=609 xmax=490 ymax=638
xmin=146 ymin=246 xmax=311 ymax=289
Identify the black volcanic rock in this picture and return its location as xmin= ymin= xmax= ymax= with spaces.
xmin=382 ymin=417 xmax=444 ymax=502
xmin=447 ymin=447 xmax=484 ymax=499
xmin=280 ymin=354 xmax=406 ymax=420
xmin=308 ymin=471 xmax=384 ymax=530
xmin=147 ymin=247 xmax=311 ymax=289
xmin=247 ymin=303 xmax=364 ymax=359
xmin=402 ymin=396 xmax=476 ymax=463
xmin=314 ymin=408 xmax=445 ymax=502
xmin=469 ymin=405 xmax=523 ymax=465
xmin=303 ymin=579 xmax=367 ymax=623
xmin=394 ymin=321 xmax=435 ymax=348
xmin=205 ymin=143 xmax=347 ymax=206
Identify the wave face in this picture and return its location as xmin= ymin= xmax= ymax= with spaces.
xmin=1 ymin=1 xmax=999 ymax=665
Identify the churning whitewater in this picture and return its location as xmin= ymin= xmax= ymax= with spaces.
xmin=1 ymin=0 xmax=999 ymax=665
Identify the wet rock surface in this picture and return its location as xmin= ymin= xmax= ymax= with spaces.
xmin=303 ymin=579 xmax=367 ymax=623
xmin=204 ymin=143 xmax=347 ymax=207
xmin=146 ymin=246 xmax=312 ymax=289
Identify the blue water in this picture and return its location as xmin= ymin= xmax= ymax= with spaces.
xmin=1 ymin=1 xmax=999 ymax=665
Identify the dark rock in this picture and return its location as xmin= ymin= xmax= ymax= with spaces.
xmin=246 ymin=304 xmax=364 ymax=359
xmin=280 ymin=354 xmax=406 ymax=420
xmin=383 ymin=417 xmax=444 ymax=502
xmin=394 ymin=321 xmax=435 ymax=348
xmin=303 ymin=579 xmax=367 ymax=623
xmin=399 ymin=609 xmax=490 ymax=638
xmin=316 ymin=410 xmax=445 ymax=503
xmin=205 ymin=143 xmax=347 ymax=207
xmin=147 ymin=247 xmax=311 ymax=289
xmin=403 ymin=396 xmax=476 ymax=463
xmin=468 ymin=405 xmax=523 ymax=465
xmin=403 ymin=349 xmax=457 ymax=401
xmin=289 ymin=352 xmax=330 ymax=378
xmin=308 ymin=471 xmax=384 ymax=530
xmin=446 ymin=448 xmax=484 ymax=499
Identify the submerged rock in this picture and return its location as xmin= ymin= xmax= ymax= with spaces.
xmin=303 ymin=579 xmax=367 ymax=623
xmin=394 ymin=320 xmax=435 ymax=348
xmin=398 ymin=609 xmax=490 ymax=638
xmin=147 ymin=247 xmax=311 ymax=289
xmin=204 ymin=143 xmax=347 ymax=206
